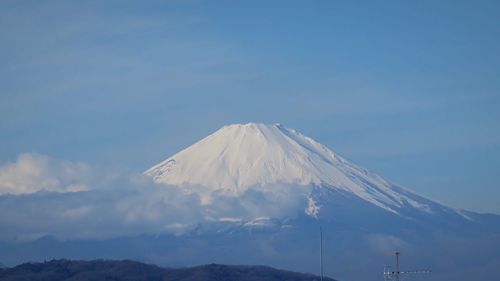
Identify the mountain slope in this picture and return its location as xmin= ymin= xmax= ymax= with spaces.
xmin=145 ymin=123 xmax=462 ymax=217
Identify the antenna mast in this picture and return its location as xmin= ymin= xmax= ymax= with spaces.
xmin=383 ymin=251 xmax=431 ymax=281
xmin=320 ymin=226 xmax=324 ymax=281
xmin=395 ymin=251 xmax=400 ymax=281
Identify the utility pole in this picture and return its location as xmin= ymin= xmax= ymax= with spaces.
xmin=395 ymin=251 xmax=400 ymax=281
xmin=320 ymin=226 xmax=324 ymax=281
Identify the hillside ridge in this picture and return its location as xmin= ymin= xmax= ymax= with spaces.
xmin=0 ymin=259 xmax=337 ymax=281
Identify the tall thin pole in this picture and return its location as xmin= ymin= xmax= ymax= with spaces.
xmin=320 ymin=226 xmax=324 ymax=281
xmin=395 ymin=251 xmax=400 ymax=281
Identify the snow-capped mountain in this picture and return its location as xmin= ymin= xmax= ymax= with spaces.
xmin=145 ymin=123 xmax=461 ymax=218
xmin=2 ymin=123 xmax=499 ymax=281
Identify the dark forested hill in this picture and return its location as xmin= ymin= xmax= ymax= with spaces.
xmin=0 ymin=260 xmax=336 ymax=281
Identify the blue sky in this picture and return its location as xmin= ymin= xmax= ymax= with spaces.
xmin=1 ymin=0 xmax=499 ymax=213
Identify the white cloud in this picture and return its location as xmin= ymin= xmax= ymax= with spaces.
xmin=367 ymin=234 xmax=410 ymax=254
xmin=0 ymin=153 xmax=310 ymax=241
xmin=0 ymin=153 xmax=95 ymax=195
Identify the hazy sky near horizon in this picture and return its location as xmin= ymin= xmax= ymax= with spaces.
xmin=1 ymin=0 xmax=499 ymax=213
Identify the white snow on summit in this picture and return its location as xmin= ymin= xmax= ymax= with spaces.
xmin=147 ymin=123 xmax=344 ymax=190
xmin=145 ymin=123 xmax=436 ymax=215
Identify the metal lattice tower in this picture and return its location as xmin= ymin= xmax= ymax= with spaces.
xmin=383 ymin=251 xmax=431 ymax=281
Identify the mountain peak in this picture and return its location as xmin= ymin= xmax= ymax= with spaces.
xmin=145 ymin=122 xmax=464 ymax=216
xmin=145 ymin=123 xmax=342 ymax=192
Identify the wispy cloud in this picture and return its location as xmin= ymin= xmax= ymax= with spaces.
xmin=0 ymin=153 xmax=309 ymax=241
